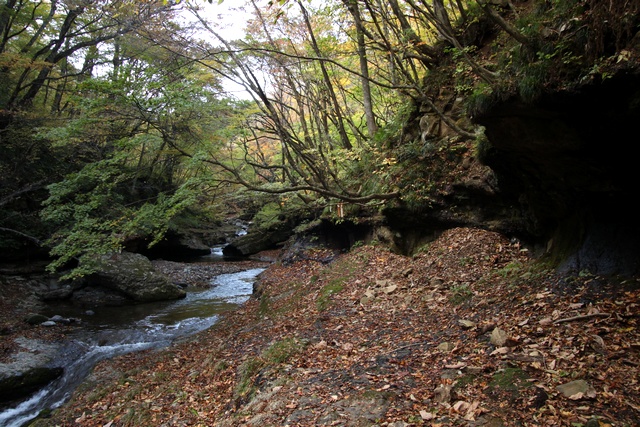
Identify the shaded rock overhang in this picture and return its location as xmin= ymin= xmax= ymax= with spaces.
xmin=475 ymin=71 xmax=640 ymax=275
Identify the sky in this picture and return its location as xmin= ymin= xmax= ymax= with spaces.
xmin=181 ymin=1 xmax=251 ymax=42
xmin=180 ymin=1 xmax=255 ymax=99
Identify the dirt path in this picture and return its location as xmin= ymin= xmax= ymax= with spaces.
xmin=32 ymin=228 xmax=640 ymax=426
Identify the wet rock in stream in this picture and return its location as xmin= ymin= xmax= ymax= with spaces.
xmin=0 ymin=337 xmax=65 ymax=405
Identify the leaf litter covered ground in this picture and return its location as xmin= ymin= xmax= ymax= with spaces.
xmin=37 ymin=227 xmax=639 ymax=427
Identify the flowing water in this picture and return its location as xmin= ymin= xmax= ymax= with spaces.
xmin=0 ymin=266 xmax=265 ymax=427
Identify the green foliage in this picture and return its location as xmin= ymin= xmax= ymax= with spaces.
xmin=445 ymin=45 xmax=478 ymax=95
xmin=253 ymin=202 xmax=284 ymax=230
xmin=482 ymin=0 xmax=635 ymax=104
xmin=316 ymin=280 xmax=345 ymax=311
xmin=465 ymin=83 xmax=495 ymax=117
xmin=40 ymin=154 xmax=201 ymax=278
xmin=449 ymin=284 xmax=473 ymax=305
xmin=372 ymin=100 xmax=415 ymax=149
xmin=517 ymin=53 xmax=552 ymax=103
xmin=234 ymin=336 xmax=303 ymax=402
xmin=473 ymin=126 xmax=491 ymax=164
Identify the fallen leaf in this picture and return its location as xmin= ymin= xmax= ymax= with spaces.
xmin=445 ymin=362 xmax=466 ymax=369
xmin=490 ymin=346 xmax=509 ymax=355
xmin=557 ymin=380 xmax=596 ymax=400
xmin=458 ymin=319 xmax=476 ymax=329
xmin=383 ymin=284 xmax=398 ymax=294
xmin=419 ymin=410 xmax=434 ymax=420
xmin=453 ymin=400 xmax=470 ymax=412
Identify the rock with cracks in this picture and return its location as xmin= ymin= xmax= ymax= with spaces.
xmin=84 ymin=252 xmax=186 ymax=303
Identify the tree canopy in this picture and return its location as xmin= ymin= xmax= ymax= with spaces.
xmin=1 ymin=0 xmax=637 ymax=275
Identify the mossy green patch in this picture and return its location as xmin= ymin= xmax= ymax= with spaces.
xmin=489 ymin=367 xmax=531 ymax=392
xmin=234 ymin=337 xmax=305 ymax=403
xmin=316 ymin=280 xmax=345 ymax=311
xmin=449 ymin=284 xmax=473 ymax=305
xmin=235 ymin=356 xmax=263 ymax=402
xmin=262 ymin=337 xmax=302 ymax=364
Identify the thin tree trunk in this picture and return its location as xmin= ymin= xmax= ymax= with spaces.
xmin=387 ymin=0 xmax=438 ymax=69
xmin=343 ymin=0 xmax=378 ymax=138
xmin=297 ymin=0 xmax=352 ymax=150
xmin=477 ymin=0 xmax=529 ymax=45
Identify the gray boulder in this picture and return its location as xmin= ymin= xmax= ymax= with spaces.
xmin=223 ymin=225 xmax=294 ymax=257
xmin=0 ymin=338 xmax=63 ymax=403
xmin=84 ymin=252 xmax=186 ymax=302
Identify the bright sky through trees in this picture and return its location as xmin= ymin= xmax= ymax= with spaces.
xmin=181 ymin=1 xmax=254 ymax=99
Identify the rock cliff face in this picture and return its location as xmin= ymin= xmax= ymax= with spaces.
xmin=475 ymin=72 xmax=640 ymax=275
xmin=372 ymin=68 xmax=640 ymax=277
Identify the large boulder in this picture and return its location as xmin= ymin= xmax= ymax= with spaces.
xmin=0 ymin=338 xmax=63 ymax=404
xmin=84 ymin=252 xmax=186 ymax=302
xmin=223 ymin=224 xmax=294 ymax=257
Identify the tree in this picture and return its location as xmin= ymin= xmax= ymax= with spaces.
xmin=37 ymin=20 xmax=238 ymax=276
xmin=0 ymin=1 xmax=187 ymax=254
xmin=187 ymin=0 xmax=403 ymax=206
xmin=342 ymin=0 xmax=378 ymax=137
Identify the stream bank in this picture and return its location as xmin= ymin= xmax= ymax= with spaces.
xmin=0 ymin=252 xmax=274 ymax=427
xmin=31 ymin=228 xmax=640 ymax=427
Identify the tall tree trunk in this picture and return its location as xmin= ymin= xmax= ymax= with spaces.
xmin=0 ymin=0 xmax=18 ymax=54
xmin=297 ymin=0 xmax=352 ymax=150
xmin=343 ymin=0 xmax=378 ymax=138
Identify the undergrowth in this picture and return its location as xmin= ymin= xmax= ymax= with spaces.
xmin=234 ymin=336 xmax=304 ymax=404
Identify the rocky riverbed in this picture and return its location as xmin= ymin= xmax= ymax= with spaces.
xmin=26 ymin=228 xmax=640 ymax=427
xmin=0 ymin=252 xmax=275 ymax=412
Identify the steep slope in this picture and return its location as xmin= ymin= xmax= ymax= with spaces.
xmin=36 ymin=228 xmax=639 ymax=426
xmin=380 ymin=1 xmax=640 ymax=277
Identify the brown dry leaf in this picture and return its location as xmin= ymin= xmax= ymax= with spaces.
xmin=453 ymin=400 xmax=470 ymax=412
xmin=419 ymin=409 xmax=435 ymax=420
xmin=490 ymin=346 xmax=509 ymax=355
xmin=445 ymin=362 xmax=466 ymax=369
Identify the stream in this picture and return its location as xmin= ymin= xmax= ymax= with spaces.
xmin=0 ymin=258 xmax=265 ymax=427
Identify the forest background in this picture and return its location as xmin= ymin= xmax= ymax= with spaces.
xmin=1 ymin=0 xmax=638 ymax=277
